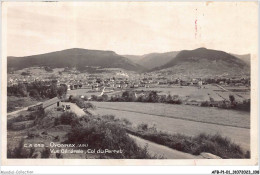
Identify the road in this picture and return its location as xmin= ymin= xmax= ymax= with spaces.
xmin=8 ymin=107 xmax=28 ymax=116
xmin=61 ymin=102 xmax=86 ymax=116
xmin=8 ymin=101 xmax=86 ymax=119
xmin=7 ymin=103 xmax=42 ymax=119
xmin=129 ymin=134 xmax=199 ymax=159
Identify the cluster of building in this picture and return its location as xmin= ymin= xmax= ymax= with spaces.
xmin=8 ymin=69 xmax=250 ymax=90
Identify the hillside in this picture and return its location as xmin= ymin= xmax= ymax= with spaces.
xmin=122 ymin=55 xmax=141 ymax=64
xmin=8 ymin=48 xmax=250 ymax=77
xmin=8 ymin=48 xmax=145 ymax=73
xmin=230 ymin=53 xmax=250 ymax=66
xmin=151 ymin=48 xmax=250 ymax=78
xmin=124 ymin=51 xmax=179 ymax=70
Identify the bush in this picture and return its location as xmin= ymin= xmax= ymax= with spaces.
xmin=85 ymin=102 xmax=96 ymax=109
xmin=234 ymin=100 xmax=250 ymax=112
xmin=137 ymin=123 xmax=148 ymax=131
xmin=122 ymin=91 xmax=136 ymax=102
xmin=68 ymin=97 xmax=96 ymax=110
xmin=91 ymin=95 xmax=98 ymax=101
xmin=147 ymin=91 xmax=159 ymax=102
xmin=102 ymin=115 xmax=115 ymax=121
xmin=21 ymin=72 xmax=30 ymax=76
xmin=122 ymin=118 xmax=132 ymax=126
xmin=7 ymin=139 xmax=36 ymax=158
xmin=29 ymin=89 xmax=41 ymax=99
xmin=217 ymin=100 xmax=231 ymax=109
xmin=158 ymin=95 xmax=167 ymax=103
xmin=16 ymin=113 xmax=37 ymax=122
xmin=69 ymin=97 xmax=85 ymax=108
xmin=109 ymin=90 xmax=183 ymax=105
xmin=65 ymin=120 xmax=155 ymax=159
xmin=201 ymin=101 xmax=210 ymax=107
xmin=54 ymin=112 xmax=80 ymax=127
xmin=79 ymin=115 xmax=94 ymax=123
xmin=217 ymin=99 xmax=250 ymax=112
xmin=41 ymin=147 xmax=51 ymax=158
xmin=7 ymin=110 xmax=41 ymax=130
xmin=127 ymin=128 xmax=248 ymax=159
xmin=99 ymin=94 xmax=109 ymax=101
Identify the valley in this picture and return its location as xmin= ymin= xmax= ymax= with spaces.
xmin=6 ymin=47 xmax=251 ymax=159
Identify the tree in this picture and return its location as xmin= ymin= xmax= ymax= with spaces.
xmin=48 ymin=84 xmax=58 ymax=98
xmin=69 ymin=95 xmax=73 ymax=101
xmin=101 ymin=94 xmax=109 ymax=101
xmin=229 ymin=95 xmax=236 ymax=107
xmin=147 ymin=91 xmax=158 ymax=103
xmin=21 ymin=72 xmax=30 ymax=76
xmin=91 ymin=95 xmax=98 ymax=101
xmin=229 ymin=95 xmax=235 ymax=104
xmin=57 ymin=85 xmax=67 ymax=98
xmin=166 ymin=94 xmax=173 ymax=103
xmin=17 ymin=83 xmax=27 ymax=97
xmin=122 ymin=91 xmax=136 ymax=102
xmin=159 ymin=95 xmax=167 ymax=103
xmin=29 ymin=89 xmax=40 ymax=99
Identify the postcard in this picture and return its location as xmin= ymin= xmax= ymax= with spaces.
xmin=1 ymin=1 xmax=258 ymax=166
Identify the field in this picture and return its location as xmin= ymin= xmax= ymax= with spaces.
xmin=67 ymin=88 xmax=101 ymax=97
xmin=14 ymin=67 xmax=64 ymax=76
xmin=92 ymin=102 xmax=250 ymax=151
xmin=92 ymin=102 xmax=250 ymax=128
xmin=138 ymin=84 xmax=250 ymax=102
xmin=67 ymin=84 xmax=250 ymax=103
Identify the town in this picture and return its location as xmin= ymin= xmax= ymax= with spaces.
xmin=8 ymin=66 xmax=250 ymax=90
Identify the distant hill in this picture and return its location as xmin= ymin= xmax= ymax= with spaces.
xmin=151 ymin=48 xmax=250 ymax=78
xmin=124 ymin=51 xmax=179 ymax=70
xmin=8 ymin=48 xmax=145 ymax=73
xmin=122 ymin=55 xmax=142 ymax=64
xmin=8 ymin=48 xmax=250 ymax=77
xmin=230 ymin=53 xmax=250 ymax=66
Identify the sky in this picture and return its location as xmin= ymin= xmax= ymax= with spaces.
xmin=4 ymin=2 xmax=258 ymax=57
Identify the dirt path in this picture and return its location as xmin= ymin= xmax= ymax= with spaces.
xmin=129 ymin=134 xmax=199 ymax=159
xmin=8 ymin=107 xmax=28 ymax=116
xmin=61 ymin=102 xmax=86 ymax=116
xmin=7 ymin=103 xmax=42 ymax=118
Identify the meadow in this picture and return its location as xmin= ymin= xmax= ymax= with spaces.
xmin=138 ymin=85 xmax=250 ymax=102
xmin=68 ymin=84 xmax=250 ymax=104
xmin=92 ymin=102 xmax=250 ymax=151
xmin=67 ymin=88 xmax=101 ymax=97
xmin=92 ymin=102 xmax=250 ymax=128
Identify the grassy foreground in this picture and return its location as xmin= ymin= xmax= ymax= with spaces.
xmin=7 ymin=102 xmax=249 ymax=159
xmin=7 ymin=111 xmax=157 ymax=159
xmin=7 ymin=96 xmax=40 ymax=112
xmin=126 ymin=123 xmax=250 ymax=159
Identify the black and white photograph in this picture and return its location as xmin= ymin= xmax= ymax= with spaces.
xmin=1 ymin=1 xmax=258 ymax=168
